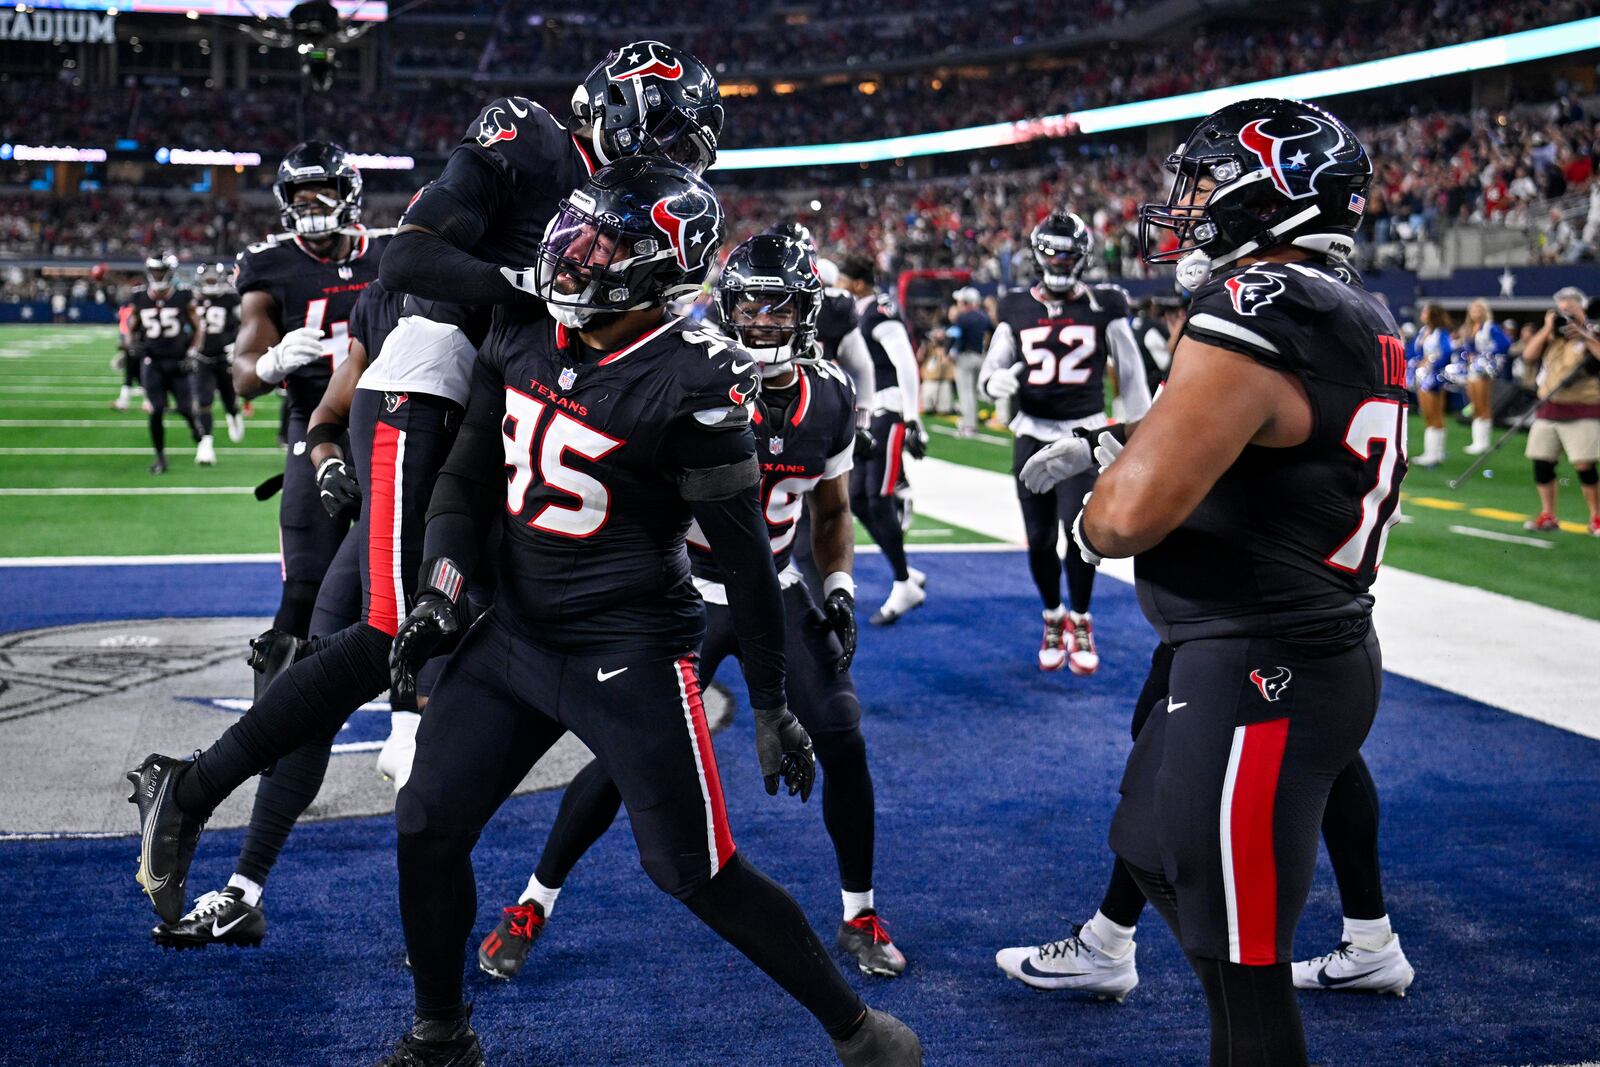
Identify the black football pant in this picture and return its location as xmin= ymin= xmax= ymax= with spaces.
xmin=532 ymin=581 xmax=876 ymax=896
xmin=140 ymin=357 xmax=202 ymax=456
xmin=398 ymin=611 xmax=865 ymax=1039
xmin=275 ymin=410 xmax=351 ymax=637
xmin=849 ymin=411 xmax=910 ymax=582
xmin=1013 ymin=433 xmax=1097 ymax=615
xmin=189 ymin=357 xmax=238 ymax=437
xmin=1095 ymin=642 xmax=1390 ymax=930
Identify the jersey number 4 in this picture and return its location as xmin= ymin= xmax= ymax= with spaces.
xmin=503 ymin=388 xmax=623 ymax=538
xmin=1019 ymin=324 xmax=1097 ymax=384
xmin=303 ymin=298 xmax=350 ymax=366
xmin=1327 ymin=398 xmax=1407 ymax=575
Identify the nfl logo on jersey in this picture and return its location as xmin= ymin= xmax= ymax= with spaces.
xmin=558 ymin=367 xmax=577 ymax=391
xmin=770 ymin=437 xmax=785 ymax=455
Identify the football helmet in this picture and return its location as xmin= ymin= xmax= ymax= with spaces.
xmin=767 ymin=221 xmax=817 ymax=254
xmin=273 ymin=140 xmax=363 ymax=237
xmin=1031 ymin=211 xmax=1093 ymax=291
xmin=193 ymin=261 xmax=233 ymax=296
xmin=717 ymin=232 xmax=822 ymax=375
xmin=534 ymin=156 xmax=723 ymax=329
xmin=1138 ymin=97 xmax=1370 ymax=285
xmin=144 ymin=250 xmax=178 ymax=294
xmin=570 ymin=41 xmax=723 ymax=174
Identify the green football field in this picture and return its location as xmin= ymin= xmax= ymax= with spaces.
xmin=2 ymin=324 xmax=1596 ymax=618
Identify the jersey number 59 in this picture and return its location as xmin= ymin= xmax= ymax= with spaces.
xmin=503 ymin=388 xmax=624 ymax=538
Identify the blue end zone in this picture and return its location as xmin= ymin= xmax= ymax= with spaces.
xmin=1 ymin=555 xmax=1597 ymax=1064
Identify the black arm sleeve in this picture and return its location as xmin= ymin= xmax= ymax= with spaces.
xmin=381 ymin=149 xmax=518 ymax=304
xmin=422 ymin=355 xmax=506 ymax=578
xmin=673 ymin=421 xmax=787 ymax=710
xmin=380 ymin=229 xmax=518 ymax=306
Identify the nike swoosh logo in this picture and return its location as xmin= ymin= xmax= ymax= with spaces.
xmin=212 ymin=914 xmax=249 ymax=937
xmin=507 ymin=98 xmax=529 ymax=118
xmin=1018 ymin=958 xmax=1080 ymax=980
xmin=1316 ymin=966 xmax=1385 ymax=987
xmin=597 ymin=667 xmax=629 ymax=682
xmin=1167 ymin=701 xmax=1187 ymax=713
xmin=140 ymin=772 xmax=171 ymax=894
xmin=730 ymin=360 xmax=753 ymax=374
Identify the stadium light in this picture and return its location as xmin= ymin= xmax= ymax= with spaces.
xmin=1 ymin=143 xmax=107 ymax=162
xmin=716 ymin=16 xmax=1600 ymax=171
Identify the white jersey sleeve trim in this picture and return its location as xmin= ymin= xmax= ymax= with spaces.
xmin=1187 ymin=313 xmax=1282 ymax=356
xmin=823 ymin=440 xmax=854 ymax=480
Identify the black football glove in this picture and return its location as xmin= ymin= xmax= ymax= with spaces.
xmin=180 ymin=350 xmax=202 ymax=374
xmin=904 ymin=420 xmax=929 ymax=460
xmin=822 ymin=587 xmax=857 ymax=674
xmin=754 ymin=703 xmax=815 ymax=802
xmin=389 ymin=557 xmax=467 ymax=709
xmin=854 ymin=426 xmax=875 ymax=461
xmin=316 ymin=457 xmax=362 ymax=521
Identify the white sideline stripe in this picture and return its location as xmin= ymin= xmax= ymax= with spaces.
xmin=0 ymin=419 xmax=273 ymax=428
xmin=910 ymin=457 xmax=1600 ymax=741
xmin=0 ymin=486 xmax=256 ymax=496
xmin=0 ymin=447 xmax=282 ymax=456
xmin=1448 ymin=524 xmax=1555 ymax=549
xmin=927 ymin=423 xmax=1010 ymax=447
xmin=0 ymin=385 xmax=138 ymax=393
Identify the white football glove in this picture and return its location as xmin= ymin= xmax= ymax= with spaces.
xmin=1071 ymin=493 xmax=1103 ymax=567
xmin=1093 ymin=431 xmax=1124 ymax=473
xmin=1020 ymin=435 xmax=1093 ymax=494
xmin=985 ymin=364 xmax=1021 ymax=399
xmin=254 ymin=326 xmax=326 ymax=384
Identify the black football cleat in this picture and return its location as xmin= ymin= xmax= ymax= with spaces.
xmin=832 ymin=1008 xmax=923 ymax=1066
xmin=375 ymin=1010 xmax=485 ymax=1067
xmin=152 ymin=887 xmax=265 ymax=950
xmin=126 ymin=752 xmax=207 ymax=924
xmin=837 ymin=909 xmax=908 ymax=977
xmin=247 ymin=627 xmax=306 ymax=704
xmin=477 ymin=900 xmax=547 ymax=980
xmin=149 ymin=455 xmax=168 ymax=475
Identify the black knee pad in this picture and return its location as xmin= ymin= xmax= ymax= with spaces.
xmin=811 ymin=724 xmax=867 ymax=773
xmin=273 ymin=579 xmax=322 ymax=638
xmin=1579 ymin=465 xmax=1598 ymax=486
xmin=1533 ymin=459 xmax=1559 ymax=485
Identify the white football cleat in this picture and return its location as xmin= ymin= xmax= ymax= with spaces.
xmin=110 ymin=394 xmax=130 ymax=412
xmin=870 ymin=579 xmax=926 ymax=626
xmin=1038 ymin=613 xmax=1067 ymax=672
xmin=1067 ymin=613 xmax=1099 ymax=676
xmin=996 ymin=930 xmax=1138 ymax=1000
xmin=226 ymin=411 xmax=246 ymax=443
xmin=194 ymin=436 xmax=217 ymax=466
xmin=1293 ymin=936 xmax=1415 ymax=996
xmin=907 ymin=566 xmax=927 ymax=589
xmin=377 ymin=711 xmax=421 ymax=790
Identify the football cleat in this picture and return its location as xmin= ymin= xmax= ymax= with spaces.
xmin=1293 ymin=936 xmax=1415 ymax=996
xmin=1524 ymin=512 xmax=1560 ymax=532
xmin=832 ymin=1008 xmax=922 ymax=1067
xmin=907 ymin=566 xmax=927 ymax=589
xmin=1038 ymin=613 xmax=1067 ymax=671
xmin=375 ymin=1010 xmax=484 ymax=1067
xmin=1067 ymin=613 xmax=1099 ymax=676
xmin=248 ymin=627 xmax=306 ymax=704
xmin=870 ymin=580 xmax=925 ymax=626
xmin=226 ymin=411 xmax=246 ymax=443
xmin=126 ymin=753 xmax=207 ymax=924
xmin=152 ymin=887 xmax=265 ymax=949
xmin=995 ymin=928 xmax=1138 ymax=1000
xmin=111 ymin=394 xmax=129 ymax=412
xmin=195 ymin=435 xmax=217 ymax=466
xmin=377 ymin=711 xmax=421 ymax=790
xmin=477 ymin=901 xmax=547 ymax=980
xmin=837 ymin=910 xmax=907 ymax=977
xmin=149 ymin=456 xmax=168 ymax=475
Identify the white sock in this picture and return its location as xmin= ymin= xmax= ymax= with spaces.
xmin=227 ymin=873 xmax=264 ymax=908
xmin=1043 ymin=605 xmax=1066 ymax=622
xmin=1424 ymin=426 xmax=1447 ymax=455
xmin=1342 ymin=914 xmax=1393 ymax=952
xmin=842 ymin=888 xmax=875 ymax=919
xmin=118 ymin=384 xmax=132 ymax=402
xmin=1083 ymin=910 xmax=1136 ymax=958
xmin=519 ymin=874 xmax=561 ymax=916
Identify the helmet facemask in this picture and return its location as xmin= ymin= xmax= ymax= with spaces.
xmin=145 ymin=252 xmax=177 ymax=294
xmin=722 ymin=290 xmax=808 ymax=376
xmin=277 ymin=177 xmax=361 ymax=238
xmin=535 ymin=194 xmax=686 ymax=329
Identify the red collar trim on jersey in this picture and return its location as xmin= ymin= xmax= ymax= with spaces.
xmin=555 ymin=321 xmax=570 ymax=350
xmin=294 ymin=227 xmax=367 ymax=265
xmin=789 ymin=367 xmax=811 ymax=426
xmin=571 ymin=135 xmax=596 ymax=177
xmin=596 ymin=315 xmax=683 ymax=366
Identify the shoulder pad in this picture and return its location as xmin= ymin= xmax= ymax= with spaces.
xmin=467 ymin=96 xmax=566 ymax=160
xmin=242 ymin=233 xmax=291 ymax=256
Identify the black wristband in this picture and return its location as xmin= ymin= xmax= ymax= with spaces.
xmin=305 ymin=421 xmax=344 ymax=453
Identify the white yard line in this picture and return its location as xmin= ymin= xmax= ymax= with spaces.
xmin=0 ymin=486 xmax=257 ymax=496
xmin=0 ymin=447 xmax=283 ymax=456
xmin=0 ymin=420 xmax=276 ymax=429
xmin=1448 ymin=524 xmax=1555 ymax=548
xmin=911 ymin=457 xmax=1600 ymax=741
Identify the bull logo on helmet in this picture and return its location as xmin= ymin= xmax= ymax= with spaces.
xmin=1223 ymin=267 xmax=1286 ymax=317
xmin=476 ymin=106 xmax=517 ymax=149
xmin=1249 ymin=666 xmax=1293 ymax=702
xmin=650 ymin=192 xmax=719 ymax=272
xmin=1237 ymin=116 xmax=1347 ymax=200
xmin=608 ymin=41 xmax=684 ymax=82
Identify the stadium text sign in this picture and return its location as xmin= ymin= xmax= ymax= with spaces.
xmin=0 ymin=11 xmax=115 ymax=44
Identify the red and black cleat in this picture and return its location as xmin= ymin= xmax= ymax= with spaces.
xmin=476 ymin=901 xmax=547 ymax=980
xmin=837 ymin=909 xmax=908 ymax=977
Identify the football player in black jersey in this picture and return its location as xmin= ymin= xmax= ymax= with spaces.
xmin=231 ymin=141 xmax=391 ymax=639
xmin=188 ymin=261 xmax=245 ymax=451
xmin=1052 ymin=98 xmax=1406 ymax=1066
xmin=370 ymin=161 xmax=919 ymax=1065
xmin=836 ymin=256 xmax=928 ymax=625
xmin=124 ymin=251 xmax=205 ymax=473
xmin=982 ymin=211 xmax=1151 ymax=673
xmin=477 ymin=232 xmax=907 ymax=985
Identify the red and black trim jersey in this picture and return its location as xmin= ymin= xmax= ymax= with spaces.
xmin=995 ymin=284 xmax=1129 ymax=422
xmin=472 ymin=306 xmax=763 ymax=643
xmin=234 ymin=229 xmax=390 ymax=415
xmin=1135 ymin=261 xmax=1410 ymax=646
xmin=125 ymin=287 xmax=195 ymax=363
xmin=194 ymin=291 xmax=241 ymax=358
xmin=399 ymin=95 xmax=596 ymax=272
xmin=687 ymin=360 xmax=857 ymax=582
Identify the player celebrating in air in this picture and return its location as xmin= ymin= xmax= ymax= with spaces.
xmin=836 ymin=255 xmax=928 ymax=625
xmin=982 ymin=211 xmax=1151 ymax=674
xmin=123 ymin=250 xmax=204 ymax=473
xmin=477 ymin=231 xmax=907 ymax=985
xmin=188 ymin=262 xmax=246 ymax=450
xmin=371 ymin=160 xmax=919 ymax=1065
xmin=229 ymin=140 xmax=389 ymax=640
xmin=1059 ymin=98 xmax=1406 ymax=1066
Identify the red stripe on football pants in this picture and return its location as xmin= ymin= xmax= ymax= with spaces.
xmin=366 ymin=421 xmax=402 ymax=636
xmin=1229 ymin=718 xmax=1290 ymax=965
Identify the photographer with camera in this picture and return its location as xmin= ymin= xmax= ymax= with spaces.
xmin=1520 ymin=286 xmax=1600 ymax=535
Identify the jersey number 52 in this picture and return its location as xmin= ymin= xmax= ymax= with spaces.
xmin=1019 ymin=324 xmax=1097 ymax=385
xmin=503 ymin=389 xmax=623 ymax=538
